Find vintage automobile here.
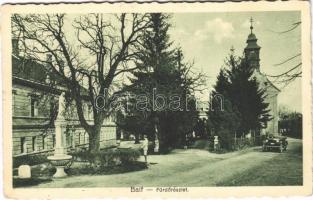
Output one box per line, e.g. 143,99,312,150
262,135,288,153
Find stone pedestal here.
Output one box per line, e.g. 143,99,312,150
54,167,67,178
47,92,72,178
48,154,72,178
48,119,72,178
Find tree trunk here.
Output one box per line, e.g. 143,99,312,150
88,125,101,153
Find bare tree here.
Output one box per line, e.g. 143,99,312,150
12,13,150,153
266,21,301,88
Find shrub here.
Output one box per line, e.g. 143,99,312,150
191,139,211,150
66,161,147,176
71,150,93,164
13,153,52,168
71,148,141,167
117,148,141,164
217,129,235,151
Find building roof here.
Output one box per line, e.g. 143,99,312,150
245,33,261,50
12,55,89,97
12,55,65,88
254,70,281,93
13,55,47,83
245,17,261,50
244,17,279,94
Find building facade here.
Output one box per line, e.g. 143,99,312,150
12,40,117,157
244,19,280,135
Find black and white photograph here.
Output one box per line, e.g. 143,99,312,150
1,1,312,198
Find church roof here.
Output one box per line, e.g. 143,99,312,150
243,17,280,93
245,33,261,50
253,70,280,93
248,33,257,40
245,17,261,50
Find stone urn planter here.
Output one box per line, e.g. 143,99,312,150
48,154,72,178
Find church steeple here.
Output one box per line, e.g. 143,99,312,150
250,17,254,34
244,17,261,71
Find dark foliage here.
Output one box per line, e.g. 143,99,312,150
227,56,271,135
68,148,145,175
70,148,141,167
194,119,209,139
13,152,52,168
67,161,147,176
208,68,241,150
279,112,302,139
121,13,199,153
208,54,271,150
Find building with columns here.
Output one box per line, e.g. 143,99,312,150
243,18,280,135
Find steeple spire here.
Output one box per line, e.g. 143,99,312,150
250,17,254,34
244,17,261,71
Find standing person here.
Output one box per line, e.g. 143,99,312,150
142,135,149,164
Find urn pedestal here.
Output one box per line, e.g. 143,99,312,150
47,92,72,178
48,154,72,178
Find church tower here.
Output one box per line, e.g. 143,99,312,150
244,17,261,71
242,17,280,135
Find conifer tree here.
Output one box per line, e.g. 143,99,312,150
227,57,271,136
208,53,271,149
123,13,200,152
208,66,241,150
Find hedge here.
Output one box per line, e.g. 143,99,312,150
70,148,141,167
13,153,52,168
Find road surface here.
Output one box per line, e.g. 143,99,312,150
36,138,302,187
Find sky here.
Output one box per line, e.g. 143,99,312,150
49,12,301,112
168,11,302,112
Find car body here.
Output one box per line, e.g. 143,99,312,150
262,135,288,153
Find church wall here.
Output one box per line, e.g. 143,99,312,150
264,93,279,135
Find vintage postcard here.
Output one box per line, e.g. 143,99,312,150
1,1,312,198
